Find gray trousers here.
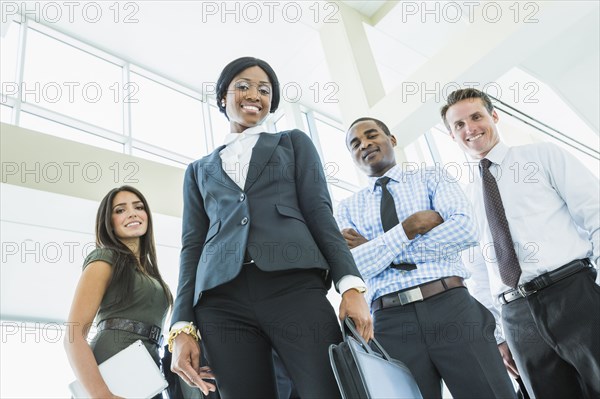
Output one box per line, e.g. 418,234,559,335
374,286,516,399
502,267,600,399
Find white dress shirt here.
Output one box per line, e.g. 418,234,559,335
219,124,270,189
467,141,599,306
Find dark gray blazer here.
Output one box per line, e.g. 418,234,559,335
171,129,361,324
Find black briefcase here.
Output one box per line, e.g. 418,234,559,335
329,318,423,399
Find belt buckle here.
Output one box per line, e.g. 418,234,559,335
149,325,161,344
398,287,424,305
517,284,536,297
499,293,508,305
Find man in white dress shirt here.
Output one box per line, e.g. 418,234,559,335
442,88,599,398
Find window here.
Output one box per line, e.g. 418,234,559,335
0,104,12,123
313,117,360,185
493,67,599,177
403,135,435,167
22,29,123,133
329,184,355,207
130,72,206,159
273,113,287,132
208,104,230,150
131,148,188,168
19,112,123,152
428,126,470,185
301,112,311,136
0,20,20,94
1,321,74,398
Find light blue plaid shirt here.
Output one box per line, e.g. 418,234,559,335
335,164,478,305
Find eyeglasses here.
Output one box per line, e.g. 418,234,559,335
232,80,271,96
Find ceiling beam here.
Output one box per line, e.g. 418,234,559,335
369,1,399,25
318,2,386,123
362,1,597,145
1,123,184,217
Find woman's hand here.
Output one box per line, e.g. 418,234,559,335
171,333,216,395
339,289,374,341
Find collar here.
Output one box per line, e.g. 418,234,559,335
223,124,269,146
367,164,403,193
480,141,509,167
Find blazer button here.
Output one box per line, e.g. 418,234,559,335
241,217,249,225
239,193,246,202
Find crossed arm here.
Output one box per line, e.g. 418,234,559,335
342,210,444,249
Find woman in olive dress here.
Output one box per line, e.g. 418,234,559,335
64,186,174,398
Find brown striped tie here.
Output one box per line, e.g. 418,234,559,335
480,158,521,288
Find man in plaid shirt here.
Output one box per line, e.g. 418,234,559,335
335,117,516,398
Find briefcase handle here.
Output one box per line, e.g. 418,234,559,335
343,317,393,362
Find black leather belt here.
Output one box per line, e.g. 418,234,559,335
371,276,465,312
97,318,162,346
499,258,592,305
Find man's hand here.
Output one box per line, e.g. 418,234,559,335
402,210,444,239
341,228,369,249
171,333,216,395
339,289,374,342
498,341,519,378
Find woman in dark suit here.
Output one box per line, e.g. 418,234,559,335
168,57,372,398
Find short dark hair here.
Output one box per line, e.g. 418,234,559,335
216,57,280,119
440,88,494,130
348,117,392,136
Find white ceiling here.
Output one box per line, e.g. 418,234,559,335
18,0,598,133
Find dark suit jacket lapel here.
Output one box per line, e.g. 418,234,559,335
202,146,240,192
244,133,281,192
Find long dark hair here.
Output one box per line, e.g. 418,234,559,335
95,185,173,308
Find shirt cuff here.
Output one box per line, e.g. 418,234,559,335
337,275,367,295
381,223,411,256
494,323,505,345
170,321,193,333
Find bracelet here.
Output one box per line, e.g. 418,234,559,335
167,322,200,353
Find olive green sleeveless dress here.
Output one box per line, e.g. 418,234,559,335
83,248,169,365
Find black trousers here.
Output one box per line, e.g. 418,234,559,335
195,264,342,399
501,267,600,398
374,286,516,399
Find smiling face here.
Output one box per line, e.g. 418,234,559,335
446,98,500,159
346,120,397,177
223,66,272,133
110,190,148,247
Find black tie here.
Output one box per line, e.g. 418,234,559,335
376,177,417,271
480,158,521,288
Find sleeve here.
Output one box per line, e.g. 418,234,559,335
82,248,116,270
406,169,479,264
542,143,600,267
170,162,211,327
335,199,410,279
289,130,362,287
462,247,505,344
